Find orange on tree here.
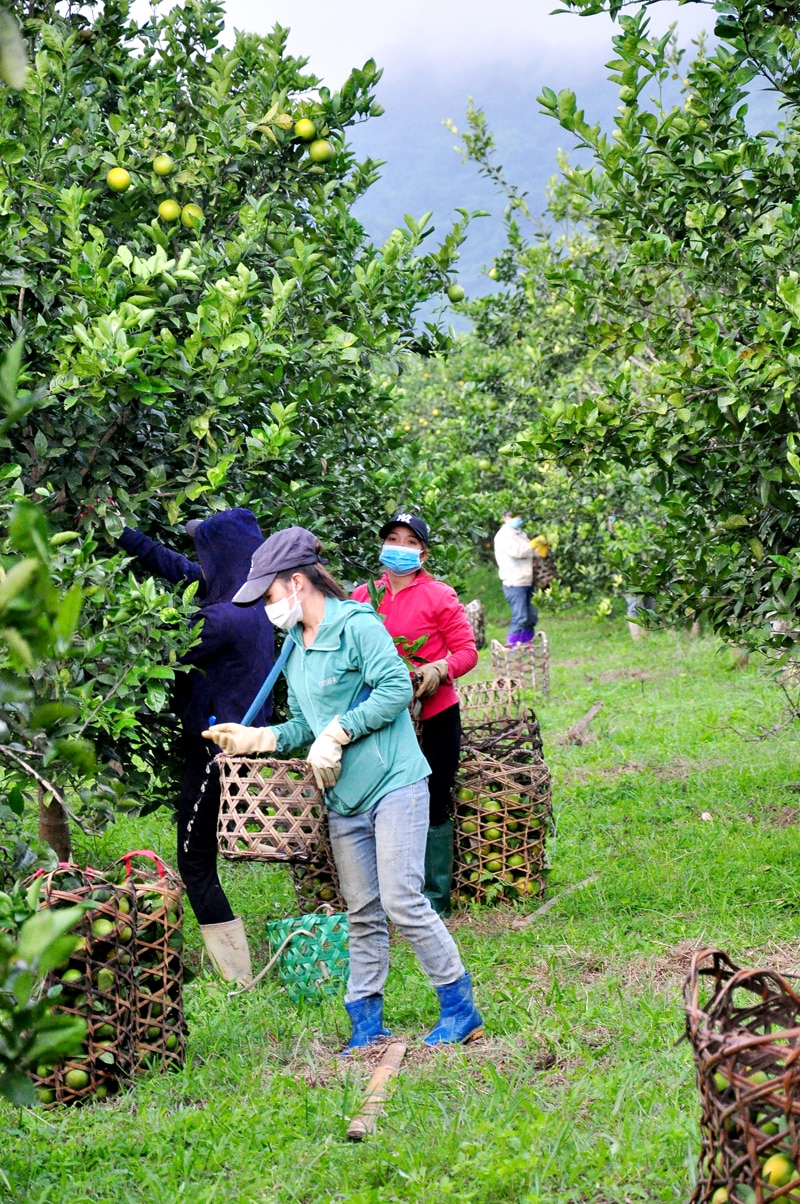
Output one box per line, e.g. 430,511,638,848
152,154,174,176
158,199,181,222
180,203,204,228
447,284,465,303
294,117,316,140
308,139,334,164
106,167,131,192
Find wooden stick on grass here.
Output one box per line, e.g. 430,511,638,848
346,1041,407,1142
511,874,600,930
555,701,603,746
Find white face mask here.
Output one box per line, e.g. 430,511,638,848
265,584,303,630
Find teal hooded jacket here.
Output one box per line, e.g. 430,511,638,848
272,597,430,816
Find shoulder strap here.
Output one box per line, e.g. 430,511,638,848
239,637,294,725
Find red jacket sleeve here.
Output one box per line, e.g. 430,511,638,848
437,586,478,680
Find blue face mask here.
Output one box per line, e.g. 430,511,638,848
507,516,524,529
379,544,423,575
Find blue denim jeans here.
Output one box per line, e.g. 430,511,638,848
502,584,538,637
327,778,465,1002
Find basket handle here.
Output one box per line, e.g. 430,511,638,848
118,850,167,879
227,927,316,998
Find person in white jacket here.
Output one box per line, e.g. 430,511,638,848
493,512,538,647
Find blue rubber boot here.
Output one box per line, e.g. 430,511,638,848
423,973,484,1046
519,628,534,644
342,995,391,1053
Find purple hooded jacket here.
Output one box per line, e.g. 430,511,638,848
118,509,274,735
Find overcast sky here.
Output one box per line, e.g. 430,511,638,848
136,0,715,89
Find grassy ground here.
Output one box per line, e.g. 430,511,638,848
3,598,800,1204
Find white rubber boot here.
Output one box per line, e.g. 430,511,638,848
627,621,646,641
200,916,253,984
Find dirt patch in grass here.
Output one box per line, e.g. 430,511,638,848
757,804,800,828
447,906,524,936
744,939,800,976
622,938,707,994
619,938,800,1001
278,1032,558,1091
595,668,652,684
561,756,727,786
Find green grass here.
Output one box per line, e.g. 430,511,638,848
3,601,799,1204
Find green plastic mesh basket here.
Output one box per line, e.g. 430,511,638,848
264,911,349,1003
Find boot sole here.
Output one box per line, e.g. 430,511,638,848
424,1024,484,1048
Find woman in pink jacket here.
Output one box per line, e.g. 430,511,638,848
352,513,478,914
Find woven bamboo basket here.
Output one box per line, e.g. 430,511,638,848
531,552,557,590
452,751,551,905
458,679,526,730
30,866,136,1106
685,947,800,1204
264,909,349,1003
461,707,545,764
490,632,550,698
464,599,486,651
217,755,325,861
289,814,346,915
118,851,185,1073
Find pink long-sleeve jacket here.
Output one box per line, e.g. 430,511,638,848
351,570,478,721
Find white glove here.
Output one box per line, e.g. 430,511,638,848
306,718,351,790
414,659,449,699
202,724,277,755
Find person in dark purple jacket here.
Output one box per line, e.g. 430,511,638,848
118,508,274,983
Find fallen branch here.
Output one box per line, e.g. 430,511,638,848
555,701,603,746
346,1041,407,1142
511,874,600,930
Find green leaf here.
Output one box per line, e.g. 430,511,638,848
29,701,79,730
53,585,82,644
16,905,86,962
0,1069,35,1107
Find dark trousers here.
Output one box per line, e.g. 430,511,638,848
175,733,235,926
419,704,462,827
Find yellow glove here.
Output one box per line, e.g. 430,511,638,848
202,724,277,755
414,659,449,699
306,718,351,790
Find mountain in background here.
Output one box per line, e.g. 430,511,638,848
348,60,618,311
347,54,779,319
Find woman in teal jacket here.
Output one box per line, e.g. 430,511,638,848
205,527,483,1050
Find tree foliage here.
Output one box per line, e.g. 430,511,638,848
0,0,474,846
452,1,800,651
537,2,800,648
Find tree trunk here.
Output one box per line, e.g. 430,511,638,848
38,785,71,862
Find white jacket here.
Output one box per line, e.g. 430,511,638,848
494,522,534,587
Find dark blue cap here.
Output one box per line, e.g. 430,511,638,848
379,512,429,546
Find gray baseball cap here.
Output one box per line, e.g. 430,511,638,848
232,526,323,605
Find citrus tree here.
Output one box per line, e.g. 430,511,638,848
479,0,800,652
394,225,659,607
0,0,474,848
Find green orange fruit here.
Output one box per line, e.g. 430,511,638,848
64,1068,89,1090
180,203,204,228
106,167,131,193
152,154,174,176
294,117,316,140
308,139,334,164
158,199,181,222
763,1154,796,1188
